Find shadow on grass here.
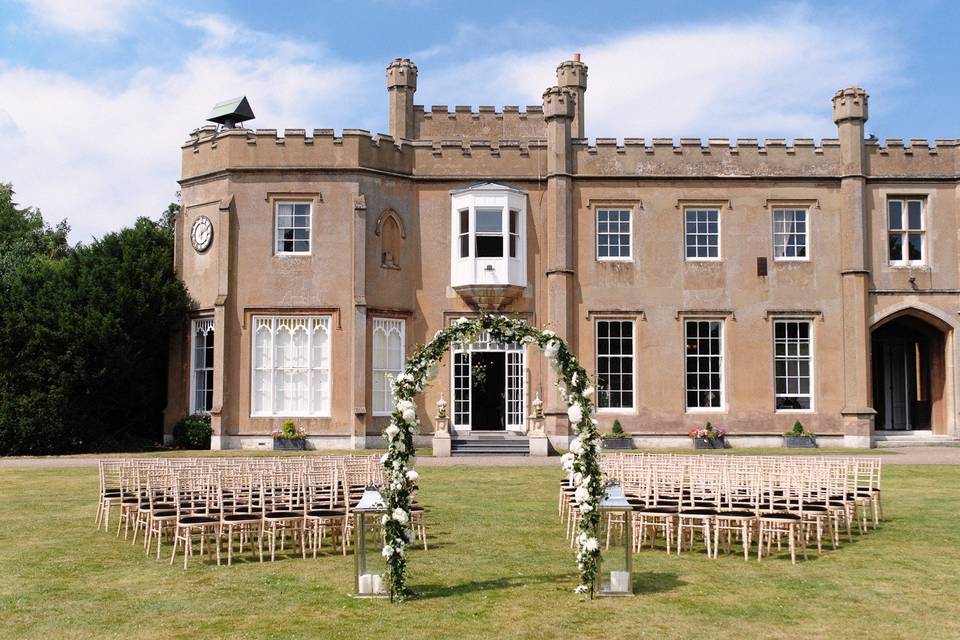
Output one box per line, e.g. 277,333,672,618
414,573,570,599
633,571,687,594
414,570,685,599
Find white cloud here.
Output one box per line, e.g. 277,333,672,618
18,0,143,36
418,9,896,140
0,14,379,241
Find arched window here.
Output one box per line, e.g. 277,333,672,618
372,318,405,415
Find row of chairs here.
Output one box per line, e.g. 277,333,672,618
562,454,882,564
95,457,427,568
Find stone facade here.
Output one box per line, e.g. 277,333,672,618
166,55,960,450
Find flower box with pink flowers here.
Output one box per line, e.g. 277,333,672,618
688,422,727,449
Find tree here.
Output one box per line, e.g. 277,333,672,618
0,185,191,454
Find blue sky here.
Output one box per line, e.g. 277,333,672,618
0,0,957,241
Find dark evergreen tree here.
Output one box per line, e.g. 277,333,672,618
0,184,190,454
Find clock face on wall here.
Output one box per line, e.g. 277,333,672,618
190,216,213,252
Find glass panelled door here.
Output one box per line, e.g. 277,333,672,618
506,350,525,431
451,332,525,432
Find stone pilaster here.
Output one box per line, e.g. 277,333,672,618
833,87,876,447
352,195,368,448
210,195,234,450
543,86,576,434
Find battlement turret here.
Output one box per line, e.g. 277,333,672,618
387,58,418,140
556,53,587,138
832,87,869,124
832,87,869,174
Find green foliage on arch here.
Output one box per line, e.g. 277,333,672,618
380,313,604,600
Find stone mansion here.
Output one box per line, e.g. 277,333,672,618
165,55,960,451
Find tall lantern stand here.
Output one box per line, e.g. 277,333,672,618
597,484,634,597
353,487,389,598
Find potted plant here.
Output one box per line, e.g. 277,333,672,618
602,420,633,449
688,422,727,449
783,420,817,448
272,420,307,450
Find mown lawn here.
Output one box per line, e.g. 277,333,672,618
0,464,957,639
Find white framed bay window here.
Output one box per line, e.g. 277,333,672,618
372,318,405,416
251,316,331,417
450,183,527,289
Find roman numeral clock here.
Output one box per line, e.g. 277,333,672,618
190,216,213,252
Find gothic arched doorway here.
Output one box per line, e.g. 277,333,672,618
871,311,949,433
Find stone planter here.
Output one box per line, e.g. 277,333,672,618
273,438,306,451
783,435,817,449
693,437,725,450
602,437,633,450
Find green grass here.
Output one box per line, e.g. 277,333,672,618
0,465,957,639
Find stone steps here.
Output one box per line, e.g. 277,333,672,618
450,433,530,456
875,430,960,448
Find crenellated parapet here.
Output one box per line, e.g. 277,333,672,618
413,105,546,141
866,138,960,177
181,126,960,182
573,137,843,177
181,126,415,180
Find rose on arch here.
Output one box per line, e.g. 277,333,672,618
543,340,560,359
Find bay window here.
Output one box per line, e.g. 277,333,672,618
450,183,527,289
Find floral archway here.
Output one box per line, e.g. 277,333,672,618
380,313,604,600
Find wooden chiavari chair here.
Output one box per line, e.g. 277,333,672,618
219,470,264,565
115,462,141,539
261,467,306,561
676,465,720,556
635,464,679,553
713,466,758,561
95,460,127,532
757,469,807,564
170,468,221,569
303,466,348,557
144,467,178,560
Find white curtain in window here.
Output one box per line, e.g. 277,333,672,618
372,318,405,415
251,316,331,416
